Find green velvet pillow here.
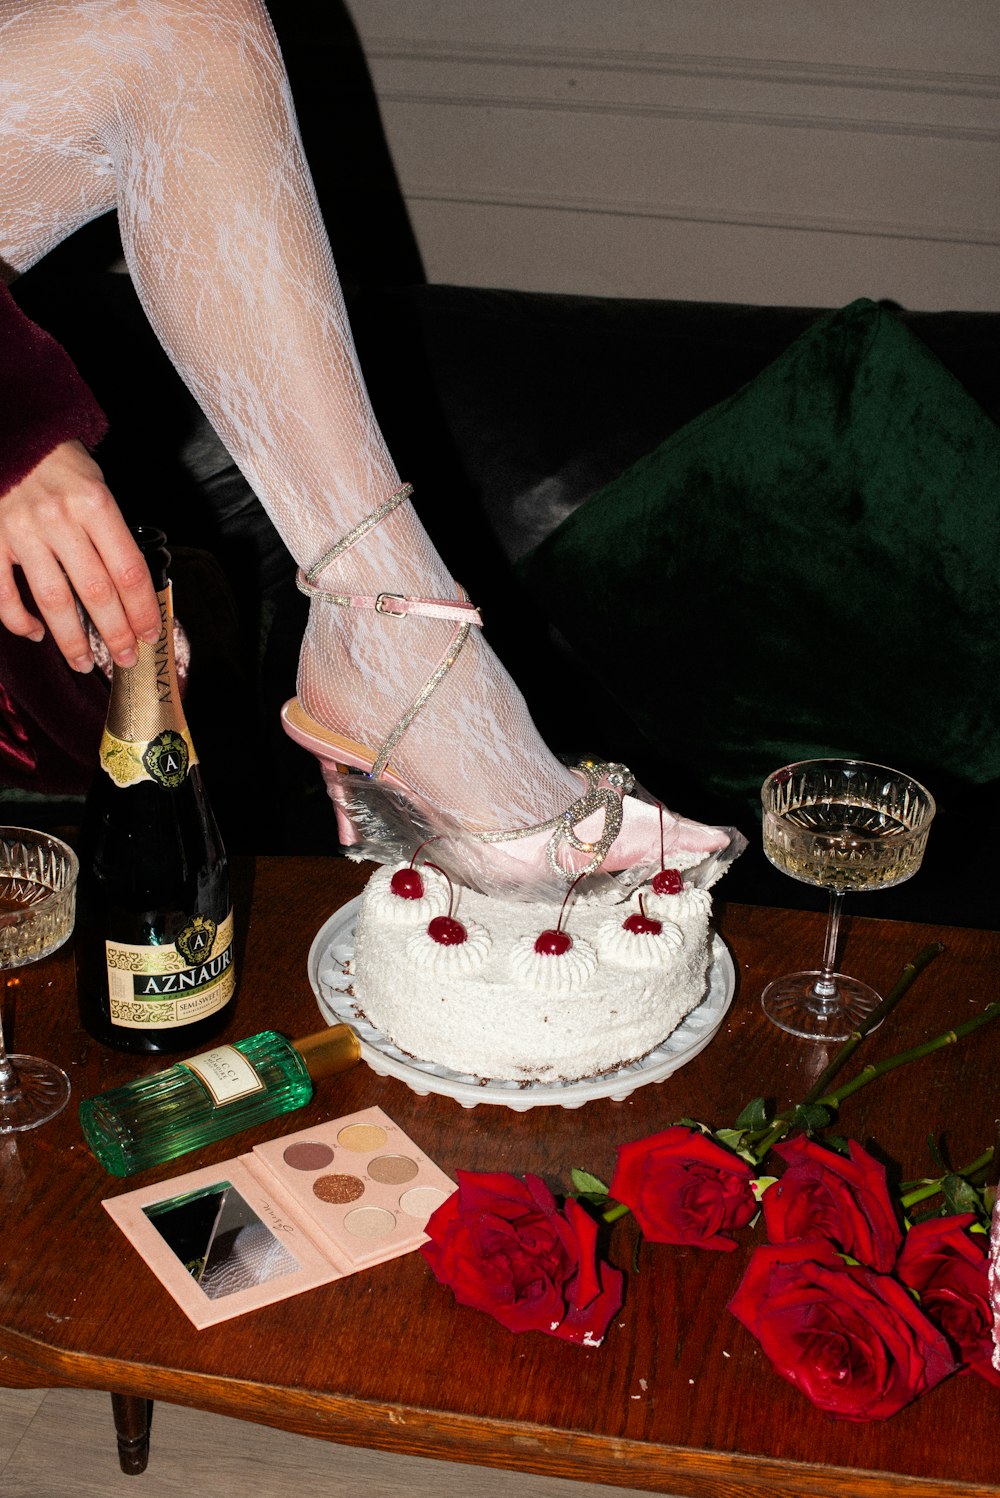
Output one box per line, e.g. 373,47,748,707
519,298,1000,808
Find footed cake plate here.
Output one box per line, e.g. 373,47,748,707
307,896,736,1111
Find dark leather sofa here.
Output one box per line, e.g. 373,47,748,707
5,258,998,930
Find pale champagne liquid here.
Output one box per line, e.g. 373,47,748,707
0,874,75,969
763,800,927,892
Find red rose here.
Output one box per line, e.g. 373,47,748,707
420,1171,623,1346
729,1239,956,1420
763,1137,901,1271
609,1126,756,1251
896,1214,1000,1386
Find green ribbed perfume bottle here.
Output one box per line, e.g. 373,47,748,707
79,1025,359,1176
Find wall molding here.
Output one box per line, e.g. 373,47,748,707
346,13,1000,308
381,87,998,145
364,37,1000,116
404,183,998,249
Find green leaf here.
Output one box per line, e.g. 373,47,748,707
751,1175,778,1202
676,1117,710,1134
941,1173,981,1216
570,1169,609,1199
713,1129,759,1164
792,1103,834,1133
735,1098,770,1131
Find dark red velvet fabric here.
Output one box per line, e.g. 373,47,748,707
1,282,111,792
0,614,107,794
0,280,108,495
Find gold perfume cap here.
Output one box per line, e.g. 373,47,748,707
291,1024,360,1081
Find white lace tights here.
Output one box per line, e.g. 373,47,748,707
0,0,584,835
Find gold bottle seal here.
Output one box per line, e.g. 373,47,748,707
99,582,198,788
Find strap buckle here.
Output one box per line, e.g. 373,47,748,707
375,592,408,617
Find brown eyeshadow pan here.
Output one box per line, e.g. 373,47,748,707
312,1173,365,1205
367,1153,419,1186
283,1141,335,1172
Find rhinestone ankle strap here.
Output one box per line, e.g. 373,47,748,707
475,760,636,882
296,483,482,780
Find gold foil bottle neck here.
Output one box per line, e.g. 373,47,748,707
291,1025,361,1081
105,582,188,745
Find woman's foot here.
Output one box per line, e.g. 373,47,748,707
289,491,739,897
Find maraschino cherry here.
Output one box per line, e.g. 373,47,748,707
390,838,440,900
651,803,684,896
424,864,468,946
534,877,585,956
622,894,663,936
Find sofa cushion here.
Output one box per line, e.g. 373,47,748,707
519,297,1000,810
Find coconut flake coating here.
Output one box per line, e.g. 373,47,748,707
352,867,713,1082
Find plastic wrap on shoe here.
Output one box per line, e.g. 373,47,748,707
329,770,747,904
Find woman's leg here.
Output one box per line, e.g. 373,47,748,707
0,0,728,872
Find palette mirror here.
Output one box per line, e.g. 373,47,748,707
143,1182,301,1301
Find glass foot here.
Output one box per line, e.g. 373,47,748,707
0,1055,71,1133
761,971,882,1042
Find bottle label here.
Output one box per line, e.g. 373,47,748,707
99,582,199,788
181,1045,265,1106
99,724,199,789
104,909,236,1030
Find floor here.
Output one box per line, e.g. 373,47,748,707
0,1385,669,1497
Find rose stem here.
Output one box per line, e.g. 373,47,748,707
751,993,999,1165
799,942,946,1109
898,1146,995,1212
749,942,943,1161
813,1000,1000,1112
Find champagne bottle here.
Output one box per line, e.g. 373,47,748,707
76,527,237,1053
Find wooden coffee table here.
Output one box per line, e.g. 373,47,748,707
1,855,997,1495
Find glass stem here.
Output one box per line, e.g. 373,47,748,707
812,889,844,1004
0,989,20,1100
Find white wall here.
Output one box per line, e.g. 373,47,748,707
344,0,1000,309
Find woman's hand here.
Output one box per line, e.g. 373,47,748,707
0,440,161,671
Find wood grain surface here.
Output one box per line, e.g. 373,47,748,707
0,856,997,1496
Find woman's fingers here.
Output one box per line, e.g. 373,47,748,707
0,440,161,670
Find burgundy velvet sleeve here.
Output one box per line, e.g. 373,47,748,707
0,280,109,497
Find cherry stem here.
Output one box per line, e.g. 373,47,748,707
557,874,587,935
658,802,665,869
424,861,454,919
410,836,440,870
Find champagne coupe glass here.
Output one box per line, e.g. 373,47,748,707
760,760,935,1042
0,828,79,1132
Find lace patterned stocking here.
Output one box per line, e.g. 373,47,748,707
0,0,731,875
0,0,589,837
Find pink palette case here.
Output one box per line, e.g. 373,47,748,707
102,1106,455,1327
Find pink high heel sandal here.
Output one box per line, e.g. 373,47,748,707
281,485,738,895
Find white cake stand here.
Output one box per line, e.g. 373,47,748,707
307,896,736,1111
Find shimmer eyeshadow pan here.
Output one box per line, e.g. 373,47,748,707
102,1106,455,1330
252,1107,455,1267
367,1153,419,1186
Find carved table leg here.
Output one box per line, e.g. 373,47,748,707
110,1392,152,1475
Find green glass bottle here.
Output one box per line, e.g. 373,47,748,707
79,1025,360,1176
76,527,236,1053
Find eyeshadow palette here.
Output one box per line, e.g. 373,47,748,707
102,1107,455,1327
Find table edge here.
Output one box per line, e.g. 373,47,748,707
2,1330,995,1498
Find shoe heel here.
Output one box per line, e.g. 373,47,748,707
321,762,363,849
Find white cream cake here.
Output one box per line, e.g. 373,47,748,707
350,862,715,1083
